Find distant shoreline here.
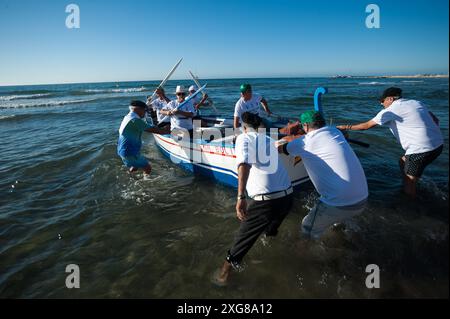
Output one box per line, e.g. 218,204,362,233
332,74,449,79
1,74,448,87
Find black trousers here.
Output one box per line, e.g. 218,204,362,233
227,194,294,264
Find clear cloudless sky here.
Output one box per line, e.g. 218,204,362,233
0,0,448,85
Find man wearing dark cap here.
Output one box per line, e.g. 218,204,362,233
117,100,168,175
337,87,443,198
279,110,368,239
233,84,272,129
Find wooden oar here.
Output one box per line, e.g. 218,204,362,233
150,58,183,100
347,138,370,148
188,71,219,113
159,84,208,123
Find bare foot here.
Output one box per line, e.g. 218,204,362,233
211,262,231,287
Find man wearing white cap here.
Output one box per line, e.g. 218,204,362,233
188,85,210,110
160,85,196,137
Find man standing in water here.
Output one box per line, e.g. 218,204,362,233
337,87,444,198
233,84,272,129
214,112,294,286
117,100,168,175
279,110,368,239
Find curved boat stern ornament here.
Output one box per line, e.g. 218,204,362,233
314,87,328,115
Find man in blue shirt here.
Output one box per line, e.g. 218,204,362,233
117,100,168,175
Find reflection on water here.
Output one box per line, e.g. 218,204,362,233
0,78,448,298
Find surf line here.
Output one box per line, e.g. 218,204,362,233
177,303,211,317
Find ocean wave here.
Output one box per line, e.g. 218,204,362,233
358,82,392,86
83,87,149,94
0,98,97,109
0,115,16,121
0,93,52,101
402,80,424,83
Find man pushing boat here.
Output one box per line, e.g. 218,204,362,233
278,110,368,239
337,87,444,198
214,112,294,286
117,100,168,175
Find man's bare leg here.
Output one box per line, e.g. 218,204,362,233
404,174,418,198
399,156,407,183
143,164,152,175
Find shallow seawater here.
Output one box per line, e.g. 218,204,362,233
0,78,448,298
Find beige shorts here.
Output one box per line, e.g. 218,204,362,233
301,200,367,239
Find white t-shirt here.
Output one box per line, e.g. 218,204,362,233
234,93,264,123
151,98,170,123
371,99,443,155
235,131,291,198
164,99,196,131
286,126,368,207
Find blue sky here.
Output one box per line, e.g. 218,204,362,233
0,0,448,85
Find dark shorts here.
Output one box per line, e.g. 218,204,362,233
404,145,443,177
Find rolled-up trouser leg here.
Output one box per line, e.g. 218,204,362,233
228,194,293,264
301,200,366,239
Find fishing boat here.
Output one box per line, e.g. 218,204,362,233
150,87,343,188
152,115,309,189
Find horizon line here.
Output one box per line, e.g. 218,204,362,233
1,73,448,88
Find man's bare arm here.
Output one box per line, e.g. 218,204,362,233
337,120,377,131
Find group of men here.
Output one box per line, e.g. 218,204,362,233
214,86,444,285
116,84,444,286
116,85,210,174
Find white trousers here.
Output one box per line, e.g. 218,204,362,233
301,200,367,239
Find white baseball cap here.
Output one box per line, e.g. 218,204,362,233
175,85,186,94
188,85,197,92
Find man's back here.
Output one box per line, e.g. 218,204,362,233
287,126,368,206
372,99,443,154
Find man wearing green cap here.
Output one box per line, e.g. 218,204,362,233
233,84,272,129
278,110,368,239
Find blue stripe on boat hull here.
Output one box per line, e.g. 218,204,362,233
155,138,310,190
155,142,239,188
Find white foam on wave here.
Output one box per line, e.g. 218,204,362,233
0,115,16,120
84,87,148,94
0,98,97,109
0,93,52,101
358,82,392,86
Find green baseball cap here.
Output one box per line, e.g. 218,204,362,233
240,83,252,93
300,110,323,124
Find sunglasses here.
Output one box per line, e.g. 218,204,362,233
176,92,186,96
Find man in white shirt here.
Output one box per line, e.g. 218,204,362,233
160,85,196,138
214,112,293,286
337,87,443,198
233,84,272,129
279,110,368,240
149,88,171,129
188,85,210,111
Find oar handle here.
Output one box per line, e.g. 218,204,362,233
347,138,370,148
